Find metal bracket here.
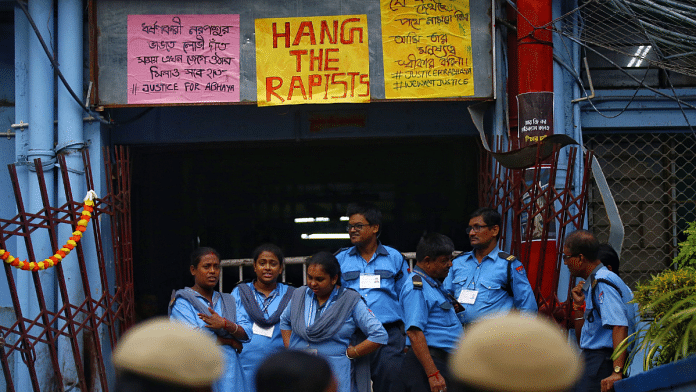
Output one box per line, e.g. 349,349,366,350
571,57,596,103
10,120,29,129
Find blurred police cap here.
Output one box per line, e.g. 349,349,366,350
112,317,224,387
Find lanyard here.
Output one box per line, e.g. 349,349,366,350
465,252,492,289
413,267,446,296
254,287,278,315
306,288,336,326
414,267,463,313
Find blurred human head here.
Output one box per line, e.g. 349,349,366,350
112,318,224,392
449,313,582,392
253,243,285,285
306,251,341,282
189,247,220,291
306,251,341,301
563,230,599,262
597,243,620,276
416,232,455,280
346,202,382,247
256,349,337,392
469,207,502,240
190,247,220,268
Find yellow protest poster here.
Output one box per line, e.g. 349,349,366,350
255,15,370,106
381,0,474,99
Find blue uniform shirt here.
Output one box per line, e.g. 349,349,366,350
443,245,537,325
580,265,633,350
336,243,409,324
280,286,388,392
232,282,291,392
401,266,463,351
170,289,253,392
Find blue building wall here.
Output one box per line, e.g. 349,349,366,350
615,355,696,392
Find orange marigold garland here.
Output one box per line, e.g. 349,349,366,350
1,190,97,272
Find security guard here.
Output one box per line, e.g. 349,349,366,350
391,232,463,392
564,230,635,392
443,207,537,326
335,202,409,392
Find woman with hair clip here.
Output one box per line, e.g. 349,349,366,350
280,251,388,392
169,247,253,392
232,243,295,392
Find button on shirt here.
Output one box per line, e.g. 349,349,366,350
443,245,537,325
580,265,632,350
401,266,463,351
336,243,409,324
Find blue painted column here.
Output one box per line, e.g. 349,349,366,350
24,0,56,390
552,0,578,303
57,0,88,388
6,5,31,391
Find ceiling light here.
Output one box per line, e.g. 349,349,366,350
301,233,350,240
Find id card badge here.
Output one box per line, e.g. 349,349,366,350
252,322,274,338
360,273,381,289
458,289,479,305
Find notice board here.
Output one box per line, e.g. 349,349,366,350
96,0,494,106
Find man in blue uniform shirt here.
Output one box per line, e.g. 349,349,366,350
391,232,463,392
443,207,537,325
564,230,636,392
335,202,409,392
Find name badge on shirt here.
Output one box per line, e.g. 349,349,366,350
360,273,381,289
252,322,274,338
458,289,479,305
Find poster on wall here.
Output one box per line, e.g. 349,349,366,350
517,91,554,147
127,14,241,104
520,165,556,241
255,15,370,107
381,0,475,99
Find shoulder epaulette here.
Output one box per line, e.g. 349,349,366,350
412,275,423,290
498,252,516,298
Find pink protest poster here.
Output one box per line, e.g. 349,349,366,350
127,14,240,104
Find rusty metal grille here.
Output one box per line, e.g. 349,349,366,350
479,140,594,328
1,147,133,391
586,132,696,288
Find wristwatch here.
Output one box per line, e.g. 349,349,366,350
614,365,622,374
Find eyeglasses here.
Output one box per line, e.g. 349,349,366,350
562,254,580,261
346,223,371,232
465,225,493,234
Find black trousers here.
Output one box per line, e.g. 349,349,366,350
390,347,452,392
574,348,614,392
352,321,406,392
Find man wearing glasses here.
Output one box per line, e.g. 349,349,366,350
335,202,409,392
443,207,537,326
564,230,635,392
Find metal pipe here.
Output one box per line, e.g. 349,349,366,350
11,4,31,391
57,0,87,387
26,0,56,389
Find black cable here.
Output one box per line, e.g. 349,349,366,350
16,0,112,125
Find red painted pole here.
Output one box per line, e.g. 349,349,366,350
517,0,553,95
514,0,558,308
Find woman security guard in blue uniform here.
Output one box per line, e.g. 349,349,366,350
280,251,388,392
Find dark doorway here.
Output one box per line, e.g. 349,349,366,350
130,137,478,318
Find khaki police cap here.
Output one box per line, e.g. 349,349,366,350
112,317,224,387
449,313,583,392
